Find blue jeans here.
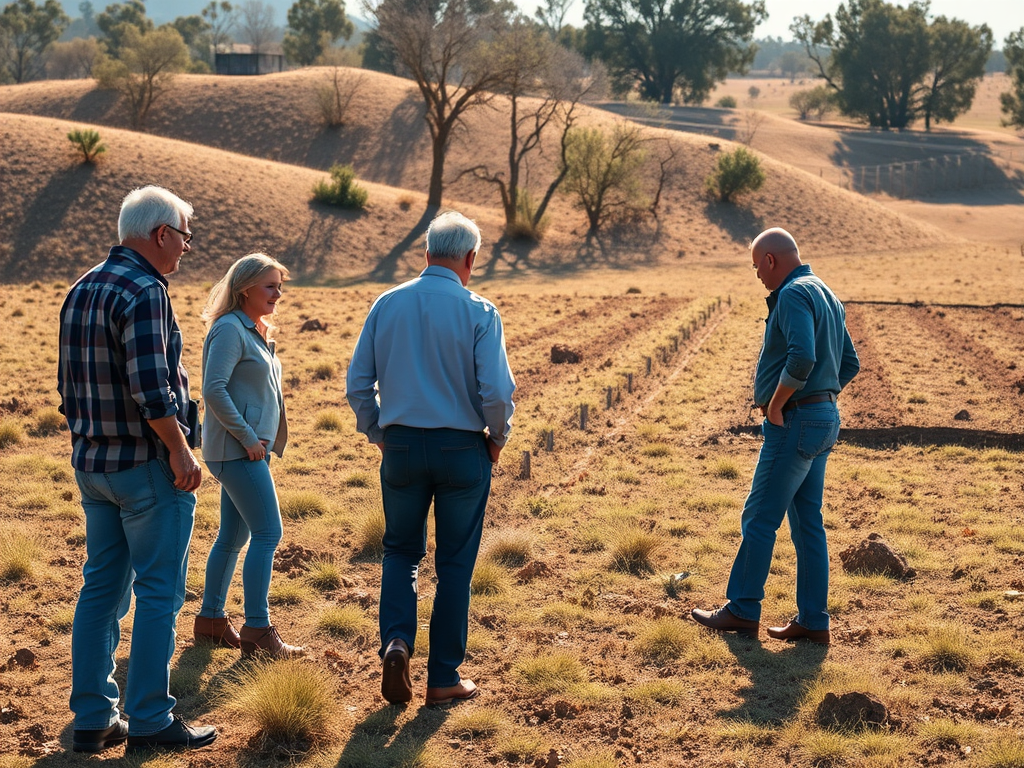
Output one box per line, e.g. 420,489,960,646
71,459,195,736
725,403,841,631
199,456,282,628
379,426,491,688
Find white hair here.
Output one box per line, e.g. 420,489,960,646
118,186,194,242
426,210,481,260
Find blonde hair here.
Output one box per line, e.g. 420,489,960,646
202,253,290,336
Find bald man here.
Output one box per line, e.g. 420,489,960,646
692,228,859,645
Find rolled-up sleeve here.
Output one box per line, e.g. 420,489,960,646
838,324,860,389
776,290,816,391
475,310,516,446
123,286,179,420
346,311,384,444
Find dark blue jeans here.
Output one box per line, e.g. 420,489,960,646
725,402,840,631
378,426,491,688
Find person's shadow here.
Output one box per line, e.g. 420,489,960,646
716,635,829,724
334,704,451,768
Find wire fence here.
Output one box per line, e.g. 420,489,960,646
819,151,1024,198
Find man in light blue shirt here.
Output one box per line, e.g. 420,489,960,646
347,210,515,706
692,227,859,645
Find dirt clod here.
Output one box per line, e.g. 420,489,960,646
299,318,328,332
550,345,581,364
839,533,916,578
954,409,971,420
815,691,889,729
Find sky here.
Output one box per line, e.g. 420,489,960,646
545,0,1023,45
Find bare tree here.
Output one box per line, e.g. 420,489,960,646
367,0,512,208
202,1,237,54
462,25,605,237
238,0,276,54
535,0,573,37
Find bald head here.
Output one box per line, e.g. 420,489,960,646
750,227,802,291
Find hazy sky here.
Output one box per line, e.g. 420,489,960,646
546,0,1022,45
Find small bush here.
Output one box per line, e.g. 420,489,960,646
67,128,106,163
312,164,368,209
219,659,334,746
715,95,737,108
505,190,549,241
316,606,372,640
0,419,24,449
705,146,766,203
608,527,664,575
279,491,329,519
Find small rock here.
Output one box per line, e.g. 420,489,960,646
954,409,971,421
550,344,581,364
299,318,328,332
815,691,889,730
12,649,37,670
517,560,552,582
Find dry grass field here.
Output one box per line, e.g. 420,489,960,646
0,65,1023,768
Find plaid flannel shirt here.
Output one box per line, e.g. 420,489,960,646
57,246,191,473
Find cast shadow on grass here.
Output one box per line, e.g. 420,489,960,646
718,635,828,724
335,704,451,768
727,424,1024,451
703,199,766,247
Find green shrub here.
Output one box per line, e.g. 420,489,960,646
312,164,368,209
505,190,549,241
67,128,106,163
705,146,766,203
715,95,737,108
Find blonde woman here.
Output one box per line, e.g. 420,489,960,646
192,253,303,658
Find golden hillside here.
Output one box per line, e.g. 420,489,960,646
0,68,952,283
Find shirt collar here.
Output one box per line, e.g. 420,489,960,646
420,264,464,286
231,308,256,329
766,264,812,312
108,245,167,287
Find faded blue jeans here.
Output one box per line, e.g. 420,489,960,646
378,426,491,688
199,456,282,628
71,459,195,736
726,402,841,631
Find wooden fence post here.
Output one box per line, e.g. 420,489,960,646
580,404,588,430
545,430,554,452
645,357,652,376
627,372,633,393
520,451,530,480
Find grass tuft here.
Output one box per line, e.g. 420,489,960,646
634,618,690,663
471,559,511,596
306,557,343,591
447,707,508,738
919,625,976,672
316,606,372,641
279,491,329,519
563,751,619,768
710,458,740,479
268,581,313,605
356,509,385,560
0,419,24,449
47,607,75,633
494,729,547,763
514,651,587,693
984,738,1024,768
0,530,40,582
32,407,66,436
484,529,534,568
219,659,334,746
314,411,345,431
608,526,664,575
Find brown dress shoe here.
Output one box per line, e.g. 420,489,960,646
381,638,413,704
425,678,479,706
690,606,759,639
766,621,830,645
239,625,306,659
193,616,241,649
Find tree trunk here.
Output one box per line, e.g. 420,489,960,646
427,123,452,208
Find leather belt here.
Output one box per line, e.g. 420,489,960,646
782,392,836,413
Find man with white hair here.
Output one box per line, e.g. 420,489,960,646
347,210,516,705
58,185,216,753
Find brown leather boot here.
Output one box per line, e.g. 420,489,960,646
239,625,306,659
193,616,241,649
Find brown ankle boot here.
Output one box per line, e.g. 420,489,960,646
193,616,241,649
239,625,306,659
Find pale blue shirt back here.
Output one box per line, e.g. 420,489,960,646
346,265,516,445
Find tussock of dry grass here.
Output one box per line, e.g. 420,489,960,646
0,419,23,449
608,526,664,575
484,529,535,567
470,559,511,596
316,606,372,641
219,659,335,746
305,557,343,591
0,530,40,582
634,618,691,664
514,651,588,694
446,707,508,738
280,490,329,519
356,509,386,560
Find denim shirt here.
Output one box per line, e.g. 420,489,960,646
346,265,516,445
753,264,860,407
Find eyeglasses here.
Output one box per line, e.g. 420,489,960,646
158,223,193,245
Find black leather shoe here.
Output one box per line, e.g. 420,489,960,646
767,620,830,645
690,606,759,639
72,719,128,752
381,638,413,704
125,716,217,753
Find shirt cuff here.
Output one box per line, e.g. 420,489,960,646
366,425,384,444
140,402,178,421
779,370,807,391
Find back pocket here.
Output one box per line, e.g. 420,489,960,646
441,446,481,488
797,419,840,460
382,445,410,487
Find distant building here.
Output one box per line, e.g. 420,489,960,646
215,43,285,76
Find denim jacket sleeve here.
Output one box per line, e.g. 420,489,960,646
775,286,816,390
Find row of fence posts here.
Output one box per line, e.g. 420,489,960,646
838,152,1014,199
519,295,730,479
